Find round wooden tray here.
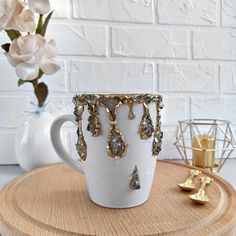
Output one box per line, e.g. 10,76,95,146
0,161,236,236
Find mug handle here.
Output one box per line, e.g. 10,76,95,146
50,114,83,173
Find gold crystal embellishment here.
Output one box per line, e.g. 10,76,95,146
73,94,163,161
74,105,87,161
87,96,101,137
128,98,136,120
107,122,128,159
152,101,164,155
130,165,141,190
152,131,163,155
100,96,128,159
139,102,154,140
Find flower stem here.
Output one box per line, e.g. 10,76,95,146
36,14,43,35
32,80,42,107
31,69,48,108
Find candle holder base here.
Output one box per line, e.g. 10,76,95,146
189,161,219,173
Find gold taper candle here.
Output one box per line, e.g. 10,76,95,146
192,135,216,168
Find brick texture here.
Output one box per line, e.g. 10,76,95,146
112,28,187,58
158,0,217,26
0,0,236,163
73,0,154,23
159,64,218,93
222,0,236,27
193,30,236,60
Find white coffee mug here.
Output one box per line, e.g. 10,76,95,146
50,94,163,208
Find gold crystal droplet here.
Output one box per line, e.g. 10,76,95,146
75,105,87,161
152,100,164,156
87,104,101,137
101,96,128,159
76,137,87,161
107,122,128,159
128,102,136,120
152,132,163,155
139,103,154,140
130,165,141,190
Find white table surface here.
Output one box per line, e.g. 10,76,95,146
0,160,236,189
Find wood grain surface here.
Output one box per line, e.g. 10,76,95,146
0,161,235,236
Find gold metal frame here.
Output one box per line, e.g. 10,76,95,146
174,119,236,172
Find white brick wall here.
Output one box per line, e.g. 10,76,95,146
1,0,236,163
69,61,155,93
158,0,217,26
112,28,188,58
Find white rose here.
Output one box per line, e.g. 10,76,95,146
0,0,36,32
28,0,51,15
6,34,60,81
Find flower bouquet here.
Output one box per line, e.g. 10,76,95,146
0,0,60,107
0,0,63,171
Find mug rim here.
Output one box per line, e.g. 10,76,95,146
73,93,163,107
73,93,163,105
74,93,162,96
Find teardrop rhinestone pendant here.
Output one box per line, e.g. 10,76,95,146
76,136,87,161
139,103,154,140
130,166,141,190
101,96,128,159
152,101,164,155
87,104,101,137
74,105,87,161
128,99,136,120
152,131,163,155
107,122,128,159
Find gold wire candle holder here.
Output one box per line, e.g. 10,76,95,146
174,119,236,172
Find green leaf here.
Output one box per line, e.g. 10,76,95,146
35,82,48,107
41,11,53,37
18,79,26,87
1,43,10,52
36,14,43,35
5,30,21,41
